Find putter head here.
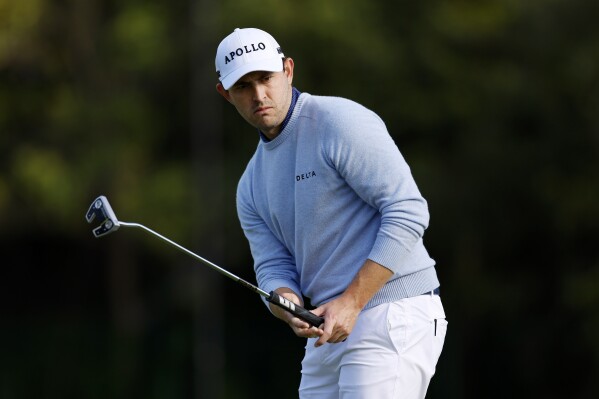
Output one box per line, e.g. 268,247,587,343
85,195,120,238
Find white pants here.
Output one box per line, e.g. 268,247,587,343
299,294,447,399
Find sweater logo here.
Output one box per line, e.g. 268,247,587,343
296,171,316,182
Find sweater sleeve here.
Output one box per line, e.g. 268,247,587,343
323,103,430,274
236,168,303,301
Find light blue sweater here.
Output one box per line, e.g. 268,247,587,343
236,93,439,310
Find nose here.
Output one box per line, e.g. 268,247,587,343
252,83,267,102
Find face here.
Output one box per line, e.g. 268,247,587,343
217,58,294,140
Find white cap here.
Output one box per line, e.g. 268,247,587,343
215,28,285,90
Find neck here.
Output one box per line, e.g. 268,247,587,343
260,86,299,142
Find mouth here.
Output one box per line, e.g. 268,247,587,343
254,106,272,115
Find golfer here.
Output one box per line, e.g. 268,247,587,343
215,27,447,399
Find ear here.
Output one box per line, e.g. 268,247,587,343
216,82,232,103
283,57,294,84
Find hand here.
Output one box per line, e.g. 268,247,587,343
311,293,361,347
309,259,393,347
270,288,325,339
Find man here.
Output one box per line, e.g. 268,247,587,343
215,27,447,399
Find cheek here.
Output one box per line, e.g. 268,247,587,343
268,85,284,105
231,97,253,116
232,102,258,126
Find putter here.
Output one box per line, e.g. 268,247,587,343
85,195,324,327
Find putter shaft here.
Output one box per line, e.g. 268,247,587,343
86,195,324,327
119,221,270,298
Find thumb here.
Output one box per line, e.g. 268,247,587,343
312,305,325,317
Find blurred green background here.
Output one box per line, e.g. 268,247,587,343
1,0,598,398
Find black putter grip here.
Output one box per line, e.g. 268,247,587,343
268,291,324,327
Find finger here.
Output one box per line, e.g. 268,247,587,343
310,326,324,336
314,327,331,346
289,316,311,330
303,326,323,337
315,320,334,347
329,335,348,343
290,320,323,337
328,328,349,343
311,306,329,331
305,326,324,339
315,334,328,347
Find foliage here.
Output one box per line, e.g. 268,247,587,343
1,0,597,398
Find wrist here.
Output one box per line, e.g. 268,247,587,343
269,287,303,320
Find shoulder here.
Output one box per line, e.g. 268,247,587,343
298,93,388,144
300,93,381,122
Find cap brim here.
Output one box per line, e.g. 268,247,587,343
221,57,284,90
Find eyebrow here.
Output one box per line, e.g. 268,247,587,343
234,71,275,87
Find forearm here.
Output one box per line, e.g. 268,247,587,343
343,259,394,310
